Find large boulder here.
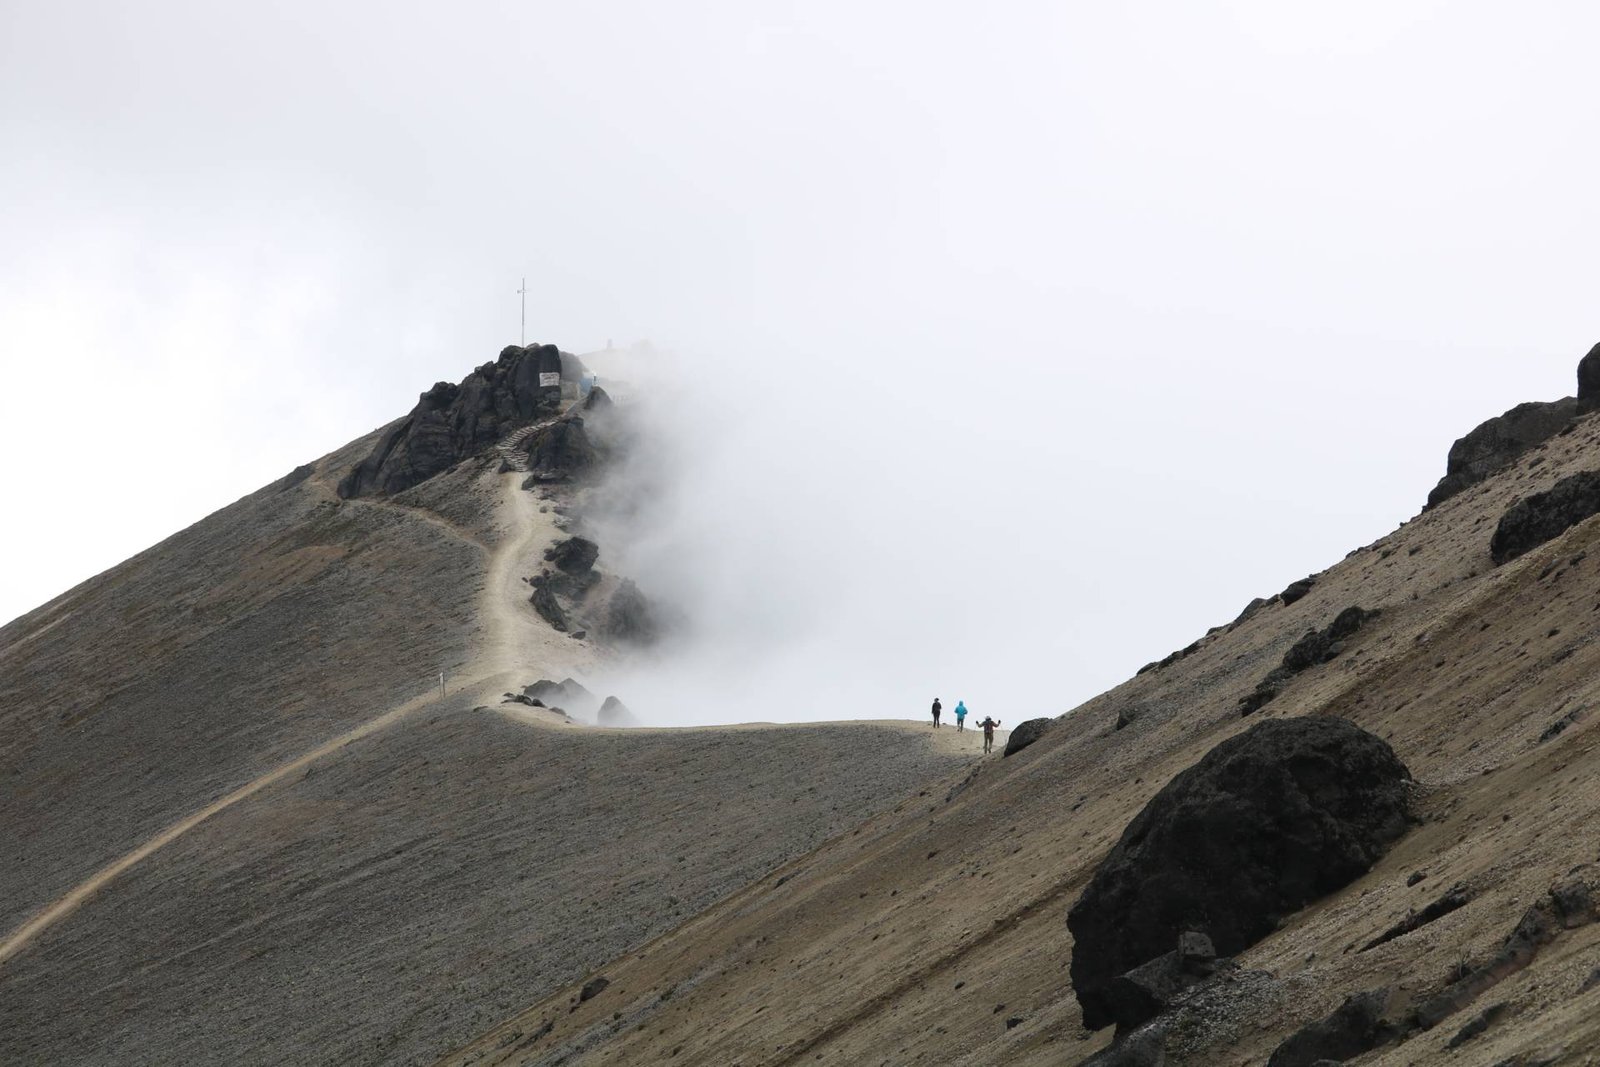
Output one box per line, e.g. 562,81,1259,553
545,536,599,575
1490,470,1600,564
1003,718,1051,757
521,418,598,484
339,344,574,497
1067,717,1412,1031
1578,342,1600,412
1427,398,1578,508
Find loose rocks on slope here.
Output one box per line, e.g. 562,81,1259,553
1067,717,1413,1032
1490,470,1600,564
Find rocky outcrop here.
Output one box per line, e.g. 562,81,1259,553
1095,931,1226,1032
339,344,572,498
604,580,659,645
530,584,569,632
545,537,599,575
1490,470,1600,564
1578,342,1600,412
1067,717,1412,1032
597,696,637,727
1267,987,1407,1067
520,419,598,485
1238,607,1378,715
1427,399,1578,508
1278,577,1317,606
1003,718,1051,757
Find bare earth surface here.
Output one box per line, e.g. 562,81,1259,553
439,408,1600,1067
0,423,970,1066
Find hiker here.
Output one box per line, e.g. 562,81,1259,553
978,715,1002,753
931,697,942,728
954,700,968,732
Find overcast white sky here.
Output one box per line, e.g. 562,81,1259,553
3,2,1599,722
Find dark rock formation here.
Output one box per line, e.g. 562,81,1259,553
1578,342,1600,412
1281,607,1379,673
1232,596,1272,627
1239,607,1378,715
1427,399,1578,508
521,419,598,484
272,463,316,493
604,580,659,645
597,696,635,727
339,344,570,498
1412,879,1595,1031
1003,718,1051,757
584,385,613,410
522,678,599,718
579,976,610,1002
545,537,599,575
1361,883,1472,951
1490,470,1600,564
1445,1002,1508,1049
1067,717,1412,1031
1097,932,1226,1032
530,585,568,632
1267,988,1406,1067
1279,577,1317,606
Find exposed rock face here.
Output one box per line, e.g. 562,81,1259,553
1281,607,1379,673
1239,607,1378,715
1490,470,1600,564
545,537,599,575
1097,931,1226,1032
520,419,598,484
530,585,569,632
1267,987,1406,1067
339,344,568,498
1427,399,1578,508
1578,342,1600,412
1067,717,1412,1031
604,580,659,645
1279,577,1317,606
1003,718,1051,757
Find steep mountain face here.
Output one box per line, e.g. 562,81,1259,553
0,346,968,1067
441,346,1600,1067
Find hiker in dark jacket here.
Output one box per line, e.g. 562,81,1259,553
931,697,942,728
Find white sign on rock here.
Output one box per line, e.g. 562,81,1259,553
539,372,560,387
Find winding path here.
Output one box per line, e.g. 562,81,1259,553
0,429,563,968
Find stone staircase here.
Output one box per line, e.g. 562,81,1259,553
496,399,585,474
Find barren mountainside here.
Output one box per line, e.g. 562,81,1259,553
438,345,1600,1067
9,343,1600,1067
0,347,970,1066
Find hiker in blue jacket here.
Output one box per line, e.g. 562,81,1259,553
954,701,968,732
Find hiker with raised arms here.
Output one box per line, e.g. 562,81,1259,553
977,713,1002,754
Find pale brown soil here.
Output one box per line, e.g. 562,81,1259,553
438,409,1600,1067
0,423,971,1066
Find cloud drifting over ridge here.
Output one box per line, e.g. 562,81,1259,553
3,2,1600,720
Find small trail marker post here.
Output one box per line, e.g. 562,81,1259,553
517,277,528,345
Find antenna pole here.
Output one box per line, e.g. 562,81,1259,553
517,277,528,345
